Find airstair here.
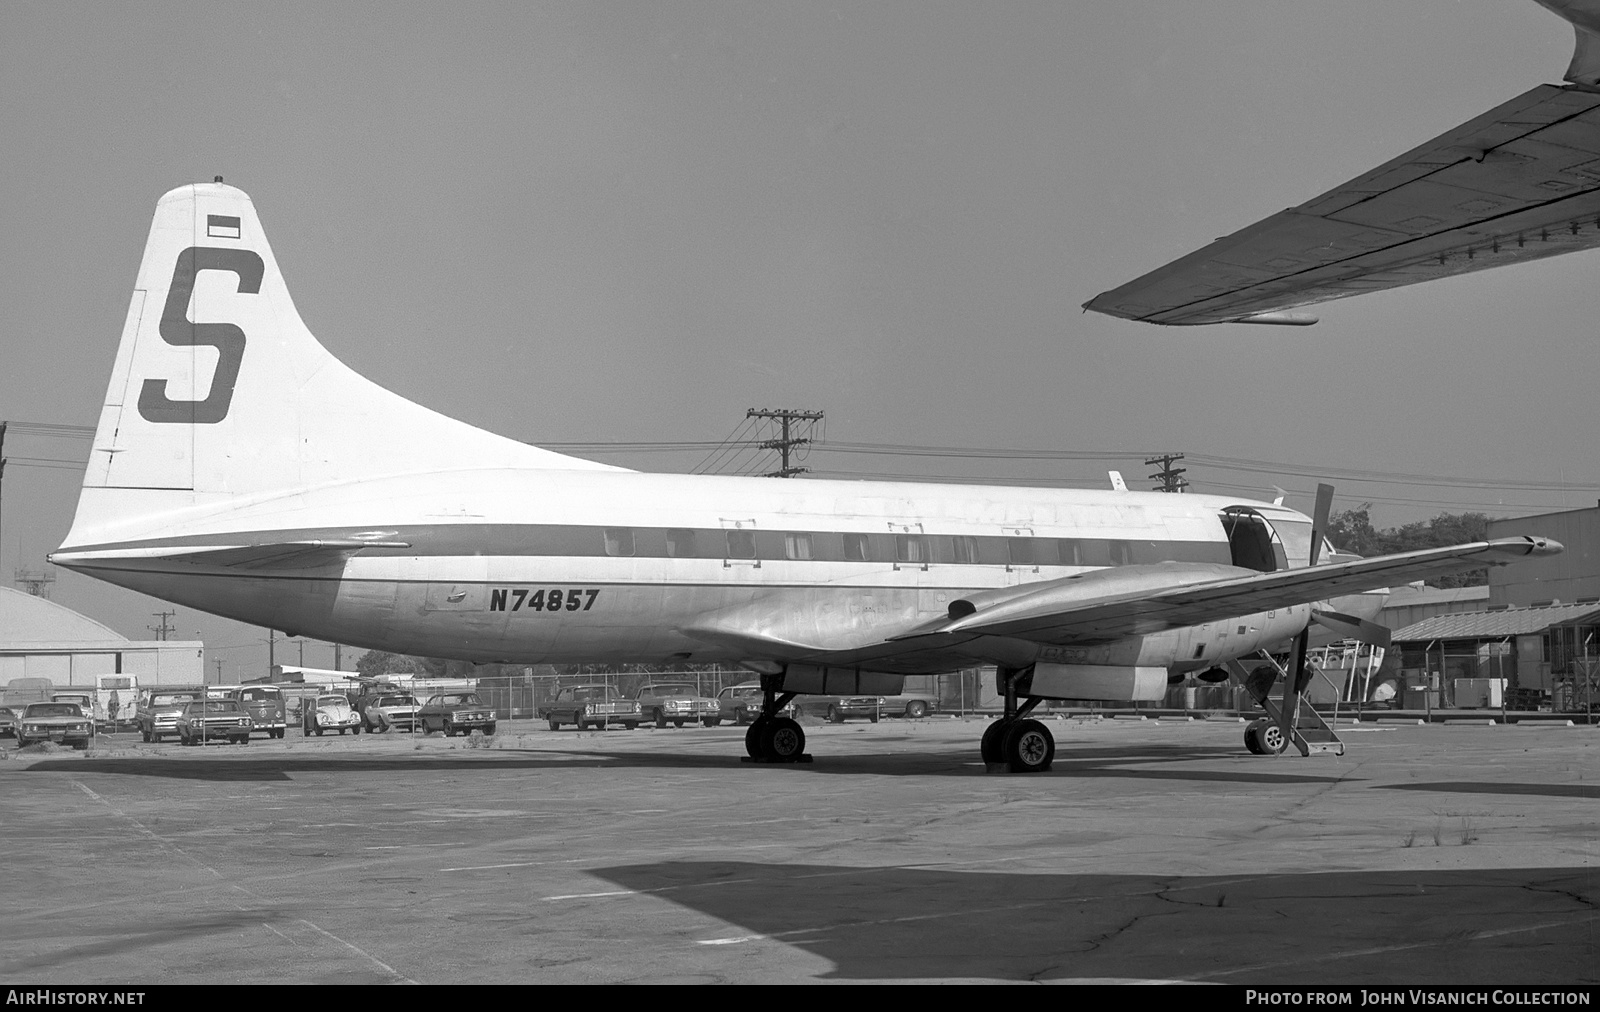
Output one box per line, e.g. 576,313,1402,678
1227,653,1346,757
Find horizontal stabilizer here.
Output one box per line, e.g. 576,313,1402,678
52,539,410,572
1085,84,1600,325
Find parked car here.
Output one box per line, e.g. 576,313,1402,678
715,681,796,726
175,699,253,746
418,692,496,736
51,692,96,726
877,691,940,719
137,687,205,743
227,685,287,738
15,701,96,749
797,695,884,723
361,692,423,732
0,706,17,738
634,682,720,728
302,694,364,736
541,684,641,730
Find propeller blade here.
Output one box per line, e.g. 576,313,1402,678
1309,482,1334,566
1312,609,1392,649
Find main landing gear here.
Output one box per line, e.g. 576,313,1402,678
980,665,1055,773
742,687,811,764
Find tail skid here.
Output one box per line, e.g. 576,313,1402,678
65,182,618,546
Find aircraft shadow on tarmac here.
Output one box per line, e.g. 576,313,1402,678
588,860,1597,984
20,740,1362,786
1376,782,1600,800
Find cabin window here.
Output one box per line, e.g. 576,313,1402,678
1007,538,1033,566
785,534,813,560
895,535,927,563
843,533,870,562
1108,540,1131,566
666,529,696,558
951,536,977,564
726,530,756,559
1058,539,1083,566
604,528,635,557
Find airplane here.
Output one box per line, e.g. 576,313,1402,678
1085,0,1600,327
47,181,1563,772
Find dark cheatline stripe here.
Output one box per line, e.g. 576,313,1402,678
60,522,1233,567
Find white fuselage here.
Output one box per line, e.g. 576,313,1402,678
57,468,1322,673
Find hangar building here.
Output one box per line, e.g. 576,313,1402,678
0,586,203,688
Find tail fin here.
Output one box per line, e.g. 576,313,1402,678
66,182,614,540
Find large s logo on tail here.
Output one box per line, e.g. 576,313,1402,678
137,246,264,424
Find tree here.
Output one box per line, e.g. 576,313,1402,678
1326,504,1492,588
355,650,433,679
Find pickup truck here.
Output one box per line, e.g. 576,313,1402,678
541,684,641,731
635,683,720,728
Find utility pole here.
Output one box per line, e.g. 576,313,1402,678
334,642,342,670
1145,453,1189,493
214,658,224,683
148,610,175,641
267,629,275,674
747,408,823,478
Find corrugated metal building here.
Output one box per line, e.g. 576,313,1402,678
0,586,203,688
1487,506,1600,607
1391,601,1600,711
1378,584,1490,632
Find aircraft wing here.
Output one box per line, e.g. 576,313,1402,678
922,537,1558,646
682,537,1558,671
1084,84,1600,326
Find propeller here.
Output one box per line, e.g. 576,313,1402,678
1311,608,1392,649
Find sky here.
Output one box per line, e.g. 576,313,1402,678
2,0,1598,673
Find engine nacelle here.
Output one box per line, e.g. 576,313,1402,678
1018,663,1167,702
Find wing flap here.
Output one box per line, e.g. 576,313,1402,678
1085,85,1600,325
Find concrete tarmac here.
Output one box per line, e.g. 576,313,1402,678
0,716,1595,985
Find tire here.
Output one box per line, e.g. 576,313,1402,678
980,719,1010,765
623,722,638,731
702,717,720,727
1003,719,1054,773
443,719,453,737
1245,719,1288,755
548,717,561,731
654,709,667,729
236,737,248,746
906,701,928,719
744,719,766,759
869,714,879,724
483,724,496,736
672,720,685,728
315,727,324,736
141,728,152,743
353,724,362,735
757,717,806,762
826,705,842,724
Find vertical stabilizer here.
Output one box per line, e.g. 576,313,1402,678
68,182,616,541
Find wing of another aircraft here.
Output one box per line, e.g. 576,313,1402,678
1085,84,1600,326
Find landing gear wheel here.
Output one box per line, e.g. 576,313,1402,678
980,718,1012,765
744,719,766,759
1245,719,1288,755
757,717,806,762
1002,718,1054,773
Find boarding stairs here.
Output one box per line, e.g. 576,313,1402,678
1227,654,1346,757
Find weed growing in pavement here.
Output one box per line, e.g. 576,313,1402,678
1459,818,1478,845
1431,820,1443,846
1402,831,1416,848
464,730,491,749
